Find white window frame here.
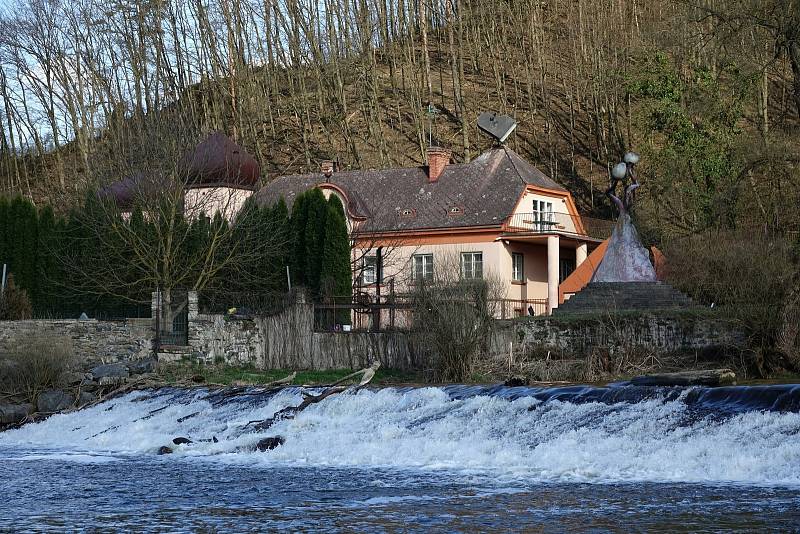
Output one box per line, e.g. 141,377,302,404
412,254,434,282
512,252,524,282
461,252,483,280
362,256,378,285
533,199,554,231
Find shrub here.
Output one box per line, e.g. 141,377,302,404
0,274,33,320
0,335,75,403
663,229,795,376
409,253,503,382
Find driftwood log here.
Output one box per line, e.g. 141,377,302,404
203,372,298,406
629,369,736,387
245,361,381,432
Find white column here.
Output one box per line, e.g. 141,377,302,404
547,235,560,314
576,242,588,268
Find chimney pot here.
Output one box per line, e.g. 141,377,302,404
426,147,451,183
321,160,334,178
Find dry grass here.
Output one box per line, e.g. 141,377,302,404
477,342,732,384
0,335,75,403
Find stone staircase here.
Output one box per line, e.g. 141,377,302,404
555,281,696,315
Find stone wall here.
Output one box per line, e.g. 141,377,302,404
187,300,419,370
495,311,746,358
0,319,152,365
1,298,739,374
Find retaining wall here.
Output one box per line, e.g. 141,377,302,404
495,311,746,357
0,319,152,365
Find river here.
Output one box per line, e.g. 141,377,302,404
2,384,800,532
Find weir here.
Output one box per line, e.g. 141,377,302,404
2,384,800,485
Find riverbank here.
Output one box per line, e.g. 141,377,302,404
157,362,422,387
4,354,800,433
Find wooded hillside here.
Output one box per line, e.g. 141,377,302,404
0,0,798,238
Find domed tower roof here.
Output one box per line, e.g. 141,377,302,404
178,132,260,189
97,171,174,211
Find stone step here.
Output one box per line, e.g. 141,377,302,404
555,281,697,315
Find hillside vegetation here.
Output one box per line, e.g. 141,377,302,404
0,0,797,235
1,0,800,374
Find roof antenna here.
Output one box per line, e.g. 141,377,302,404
426,103,440,147
477,111,517,144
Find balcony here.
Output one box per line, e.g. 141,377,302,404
502,211,613,241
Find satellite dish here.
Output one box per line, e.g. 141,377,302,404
477,112,517,144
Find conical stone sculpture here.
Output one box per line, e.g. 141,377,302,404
591,155,655,283
556,153,693,314
591,212,656,283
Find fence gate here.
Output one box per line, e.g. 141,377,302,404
155,289,189,347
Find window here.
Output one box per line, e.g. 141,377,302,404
533,199,553,231
512,252,524,282
400,208,415,217
461,252,483,280
559,258,575,283
412,254,434,282
362,256,381,285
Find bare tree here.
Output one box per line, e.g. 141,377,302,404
59,123,287,307
408,251,504,382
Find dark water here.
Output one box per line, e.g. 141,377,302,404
2,453,799,532
2,384,800,532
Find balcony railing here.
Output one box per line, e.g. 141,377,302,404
503,211,614,240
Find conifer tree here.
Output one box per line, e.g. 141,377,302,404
320,195,352,324
7,196,38,304
36,204,59,315
270,198,290,292
289,192,310,288
0,196,8,268
303,188,328,299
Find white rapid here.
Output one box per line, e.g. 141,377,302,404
2,385,800,485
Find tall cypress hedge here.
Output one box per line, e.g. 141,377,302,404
303,188,328,298
1,196,38,306
321,195,352,325
321,195,352,299
289,192,309,288
0,189,345,318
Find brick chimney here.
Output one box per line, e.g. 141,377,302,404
320,160,335,178
426,147,451,183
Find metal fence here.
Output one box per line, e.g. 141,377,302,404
312,295,549,332
503,211,614,240
199,290,296,317
154,289,189,347
30,301,152,321
496,298,548,318
313,295,414,332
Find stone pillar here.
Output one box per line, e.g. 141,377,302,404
187,291,199,321
576,242,588,268
547,235,560,314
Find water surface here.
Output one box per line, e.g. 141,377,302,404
2,384,800,532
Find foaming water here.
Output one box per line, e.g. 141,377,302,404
3,384,800,485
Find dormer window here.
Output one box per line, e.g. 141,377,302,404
400,208,415,218
448,206,464,216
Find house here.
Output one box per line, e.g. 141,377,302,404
256,146,611,315
101,132,259,220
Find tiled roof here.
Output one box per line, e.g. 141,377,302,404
99,132,259,210
254,146,566,233
178,132,260,188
